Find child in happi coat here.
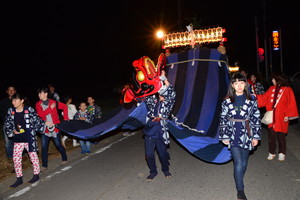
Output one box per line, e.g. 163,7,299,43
219,72,261,200
4,93,46,187
87,96,102,120
74,102,93,154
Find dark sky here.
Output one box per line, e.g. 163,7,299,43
2,0,299,101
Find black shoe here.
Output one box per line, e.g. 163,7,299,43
28,174,39,184
146,173,157,181
10,177,23,188
237,190,247,200
163,171,172,178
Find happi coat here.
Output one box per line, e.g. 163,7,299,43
257,86,299,133
219,96,261,151
4,106,45,152
144,85,176,144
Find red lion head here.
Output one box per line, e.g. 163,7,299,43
122,53,167,103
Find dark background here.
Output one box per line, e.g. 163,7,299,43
2,0,299,104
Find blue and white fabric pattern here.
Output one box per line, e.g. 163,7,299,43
219,96,261,151
145,85,176,144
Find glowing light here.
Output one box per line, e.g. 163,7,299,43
229,66,239,72
272,30,280,50
163,27,225,49
156,30,164,39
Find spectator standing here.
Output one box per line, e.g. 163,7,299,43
87,96,102,120
249,73,265,94
240,69,253,94
256,73,299,161
35,87,68,172
74,102,93,154
61,95,80,147
48,83,60,102
4,93,45,187
219,72,261,200
0,85,17,160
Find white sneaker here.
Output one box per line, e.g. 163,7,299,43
123,132,130,136
278,153,285,161
267,153,276,160
73,140,80,147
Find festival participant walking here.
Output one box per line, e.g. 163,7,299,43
73,102,93,154
256,73,299,161
35,87,69,172
219,72,261,200
61,95,80,147
143,73,176,181
0,85,17,160
4,93,45,187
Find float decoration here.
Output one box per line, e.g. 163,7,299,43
163,26,226,49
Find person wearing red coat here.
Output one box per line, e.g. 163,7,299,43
36,87,69,171
256,73,299,161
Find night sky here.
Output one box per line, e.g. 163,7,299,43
2,0,299,102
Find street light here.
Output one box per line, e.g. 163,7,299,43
156,30,165,51
156,30,164,39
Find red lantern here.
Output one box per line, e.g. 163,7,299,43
258,48,264,56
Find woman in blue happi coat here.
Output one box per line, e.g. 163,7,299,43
143,72,176,181
219,72,261,200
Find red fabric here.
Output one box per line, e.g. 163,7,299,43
247,79,254,86
123,88,135,103
257,86,299,133
36,99,69,133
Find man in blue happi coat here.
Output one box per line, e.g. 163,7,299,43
143,72,176,180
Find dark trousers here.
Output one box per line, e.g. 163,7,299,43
41,132,67,168
268,128,287,154
144,136,170,175
3,127,14,159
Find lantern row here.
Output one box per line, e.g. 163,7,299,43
163,27,226,49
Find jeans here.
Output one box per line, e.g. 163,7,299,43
144,136,170,175
79,140,91,153
230,147,250,191
41,132,67,168
3,126,14,159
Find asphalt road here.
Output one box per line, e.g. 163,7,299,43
0,122,300,200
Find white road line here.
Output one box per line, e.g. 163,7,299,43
6,133,136,199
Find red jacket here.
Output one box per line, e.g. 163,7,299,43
257,86,299,133
35,99,69,133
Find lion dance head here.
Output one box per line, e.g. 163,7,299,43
121,53,167,104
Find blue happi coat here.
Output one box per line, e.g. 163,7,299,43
4,106,45,152
144,85,176,144
219,96,261,151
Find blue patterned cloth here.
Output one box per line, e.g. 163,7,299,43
4,106,45,152
144,86,176,144
219,96,261,151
